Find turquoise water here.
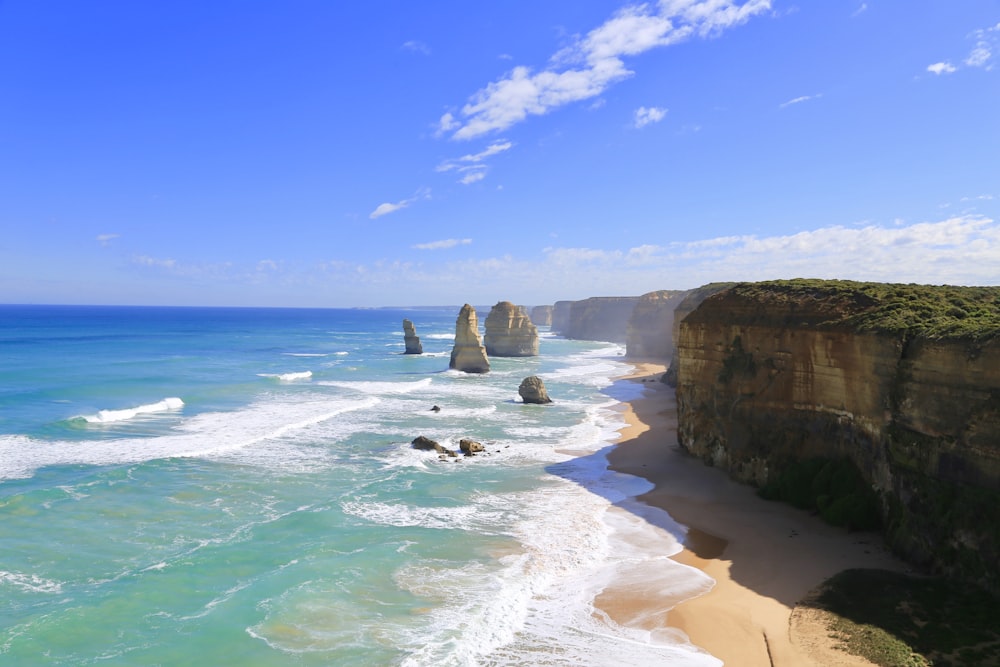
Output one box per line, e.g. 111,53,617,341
0,305,717,666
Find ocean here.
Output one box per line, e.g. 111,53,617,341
0,305,717,666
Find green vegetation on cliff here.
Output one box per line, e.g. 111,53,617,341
804,569,1000,666
759,458,881,531
727,279,1000,341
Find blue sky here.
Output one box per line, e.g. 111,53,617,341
2,1,998,307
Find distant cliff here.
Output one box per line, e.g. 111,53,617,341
675,280,1000,587
530,305,553,327
556,297,640,343
625,290,688,360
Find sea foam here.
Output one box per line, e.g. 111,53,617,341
79,397,185,424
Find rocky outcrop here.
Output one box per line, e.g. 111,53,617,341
459,438,485,455
402,319,423,354
663,283,735,386
449,304,490,373
675,280,1000,587
625,290,688,360
531,305,553,327
484,301,539,357
562,297,640,343
411,435,457,457
518,376,552,404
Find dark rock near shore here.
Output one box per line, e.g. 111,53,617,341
518,376,552,404
411,435,456,457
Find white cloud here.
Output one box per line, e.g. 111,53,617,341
926,62,956,75
413,238,472,250
436,140,513,184
402,40,430,55
369,188,431,219
459,169,487,185
257,259,278,271
96,233,119,246
965,42,992,68
634,105,667,128
441,0,771,140
779,93,821,108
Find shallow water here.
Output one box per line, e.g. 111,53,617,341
0,305,717,666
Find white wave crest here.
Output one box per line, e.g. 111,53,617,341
259,371,313,382
79,397,185,424
0,570,63,594
317,377,432,395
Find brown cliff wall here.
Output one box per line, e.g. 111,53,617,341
625,290,687,360
675,280,1000,587
530,305,553,327
551,301,573,334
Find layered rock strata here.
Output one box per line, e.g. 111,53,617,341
448,304,490,373
551,301,573,335
625,290,688,360
402,318,423,354
484,301,539,357
675,280,1000,587
663,283,735,386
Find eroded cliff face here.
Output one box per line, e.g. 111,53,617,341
551,301,573,334
484,301,539,357
562,297,639,343
625,290,687,360
676,281,1000,587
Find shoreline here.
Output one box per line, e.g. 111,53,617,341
597,362,905,666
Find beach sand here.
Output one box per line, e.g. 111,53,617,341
597,363,905,666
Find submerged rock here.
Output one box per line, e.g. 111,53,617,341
402,319,423,354
449,304,490,373
411,435,456,457
518,376,552,404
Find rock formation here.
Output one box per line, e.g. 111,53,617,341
484,301,539,357
675,279,1000,588
459,438,485,455
448,304,490,373
625,290,688,360
518,376,552,404
411,435,456,457
663,283,735,387
531,305,553,327
402,318,423,354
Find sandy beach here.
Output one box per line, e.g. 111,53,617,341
597,363,906,666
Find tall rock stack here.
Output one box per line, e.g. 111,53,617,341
402,319,423,354
484,301,539,357
448,304,490,373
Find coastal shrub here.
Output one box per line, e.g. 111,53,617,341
758,458,880,531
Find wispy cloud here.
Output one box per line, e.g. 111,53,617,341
927,21,998,75
851,3,867,17
634,106,667,128
779,93,822,108
369,188,431,219
96,233,119,246
439,0,771,140
413,238,472,250
436,140,513,184
402,40,430,55
132,255,177,270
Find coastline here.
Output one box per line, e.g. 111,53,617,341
598,362,905,666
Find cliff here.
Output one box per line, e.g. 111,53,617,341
675,280,1000,587
484,301,539,357
552,301,573,334
449,304,490,373
663,283,736,386
530,305,553,327
559,297,640,343
625,290,687,360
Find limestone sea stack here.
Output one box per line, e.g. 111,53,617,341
518,376,552,404
402,319,423,354
484,301,539,357
448,304,490,373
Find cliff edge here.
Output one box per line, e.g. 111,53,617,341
675,279,1000,588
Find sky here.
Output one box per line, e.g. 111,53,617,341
1,0,998,308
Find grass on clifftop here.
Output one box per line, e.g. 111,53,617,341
803,569,1000,666
730,279,1000,341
